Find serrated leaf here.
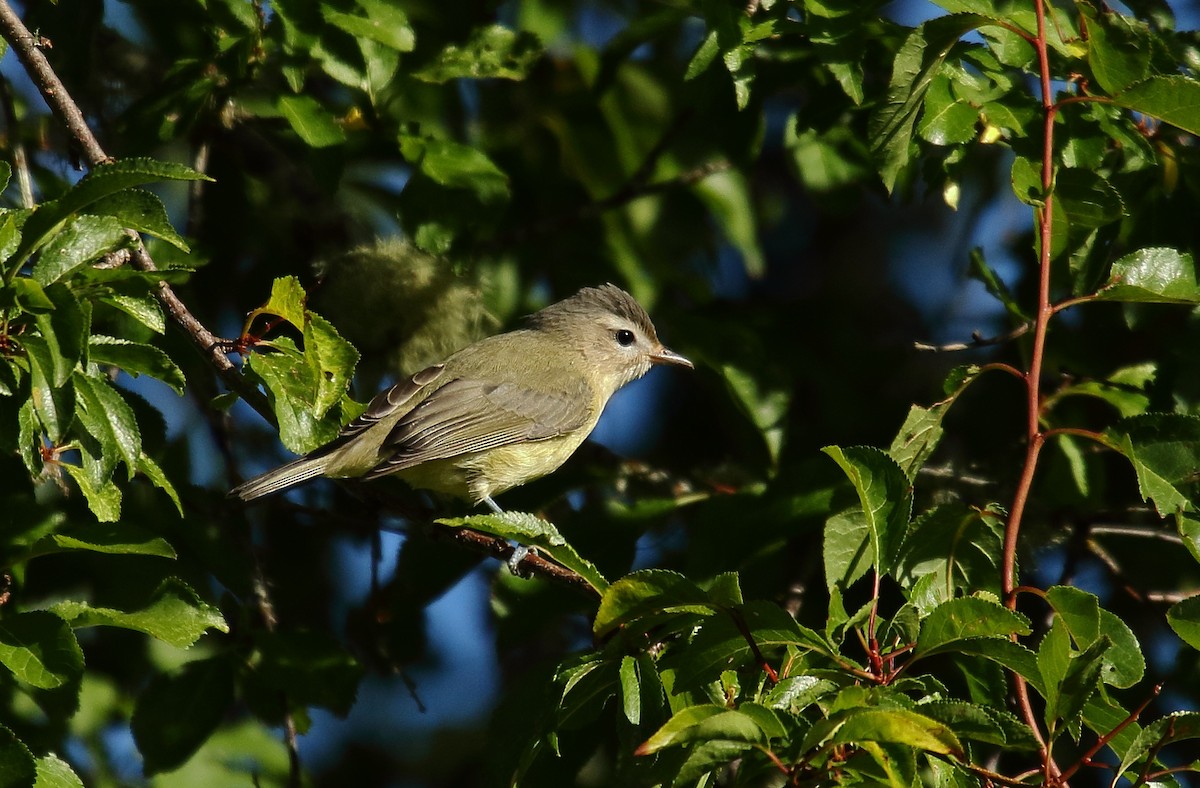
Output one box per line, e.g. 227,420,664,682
131,657,235,775
31,214,128,285
833,709,964,758
413,25,541,82
1111,75,1200,136
1167,595,1200,650
1118,711,1200,777
0,277,54,313
0,725,36,788
303,312,357,417
73,371,140,480
22,334,73,442
636,705,772,755
246,275,307,332
89,336,185,395
915,597,1031,657
247,337,342,454
61,462,121,522
896,502,1005,613
870,14,988,192
591,569,715,638
1098,247,1200,304
1082,5,1151,94
1107,413,1200,516
86,188,189,252
764,675,838,714
917,71,979,145
33,753,84,788
0,611,84,690
11,158,209,269
887,364,981,478
100,293,166,334
50,577,228,648
822,445,912,574
1053,637,1110,724
438,511,608,593
824,508,874,590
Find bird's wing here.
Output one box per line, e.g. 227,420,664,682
334,363,447,442
363,375,593,478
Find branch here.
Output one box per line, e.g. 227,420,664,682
913,321,1031,352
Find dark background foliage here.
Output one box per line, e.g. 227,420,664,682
3,0,1200,786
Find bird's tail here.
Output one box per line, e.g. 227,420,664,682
229,455,333,501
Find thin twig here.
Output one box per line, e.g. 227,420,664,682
1052,685,1161,786
913,321,1031,352
0,74,35,207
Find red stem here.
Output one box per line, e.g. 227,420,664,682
1004,0,1066,781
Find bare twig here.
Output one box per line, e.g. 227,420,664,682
0,74,35,207
913,321,1031,352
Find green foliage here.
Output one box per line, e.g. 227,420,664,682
2,0,1200,785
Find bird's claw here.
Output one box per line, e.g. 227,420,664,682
507,544,537,575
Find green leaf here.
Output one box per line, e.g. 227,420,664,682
131,657,235,775
0,725,36,788
1042,588,1142,688
870,14,988,192
22,334,74,443
914,701,1005,746
88,335,186,395
0,611,84,690
100,294,165,334
619,655,640,725
667,601,833,689
717,361,789,464
691,168,765,278
1111,75,1200,136
11,158,209,269
246,275,307,331
31,214,128,286
1053,637,1110,725
1117,711,1200,778
1082,4,1151,94
303,312,357,417
323,0,414,52
888,366,980,478
33,753,84,788
832,709,964,758
824,508,874,590
592,570,713,638
1107,413,1200,516
437,511,608,593
413,25,541,82
247,337,342,454
1167,594,1200,649
917,71,980,145
1097,247,1200,304
896,502,1005,613
277,94,346,148
1055,168,1125,230
73,371,141,479
915,597,1031,657
61,462,121,522
398,132,510,204
822,446,912,574
27,522,175,560
0,277,55,313
763,675,838,715
49,577,228,648
636,704,775,755
138,452,183,516
86,188,189,252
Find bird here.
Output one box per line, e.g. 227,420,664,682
229,284,693,512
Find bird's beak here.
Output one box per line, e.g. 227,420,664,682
650,345,694,369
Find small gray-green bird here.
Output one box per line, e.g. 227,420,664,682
229,284,692,510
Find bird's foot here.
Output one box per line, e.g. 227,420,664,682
507,544,538,576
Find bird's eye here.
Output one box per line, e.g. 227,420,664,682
615,329,636,347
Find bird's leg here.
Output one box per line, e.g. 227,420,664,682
482,496,535,575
